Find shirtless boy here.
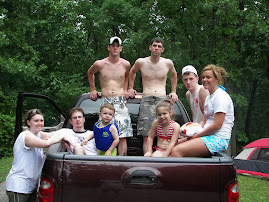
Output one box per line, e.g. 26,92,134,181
128,37,178,153
182,65,209,123
87,36,133,156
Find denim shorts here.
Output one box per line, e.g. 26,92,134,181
201,134,229,154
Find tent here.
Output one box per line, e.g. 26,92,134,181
233,138,269,178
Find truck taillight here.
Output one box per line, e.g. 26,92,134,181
228,182,239,202
38,178,54,202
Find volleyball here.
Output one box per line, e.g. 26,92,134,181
180,122,203,137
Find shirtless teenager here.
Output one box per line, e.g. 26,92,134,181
182,65,209,123
128,37,178,153
87,36,133,156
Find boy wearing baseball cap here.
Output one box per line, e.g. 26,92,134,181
87,36,133,156
182,65,209,123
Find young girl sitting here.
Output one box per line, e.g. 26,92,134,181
144,99,181,157
82,103,119,156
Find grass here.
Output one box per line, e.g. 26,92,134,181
238,174,269,202
0,156,268,201
0,156,13,183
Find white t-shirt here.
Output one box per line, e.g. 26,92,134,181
53,128,97,155
204,88,234,139
6,130,43,194
190,85,204,123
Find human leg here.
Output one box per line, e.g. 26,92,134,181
73,144,85,155
143,136,148,154
6,190,37,202
171,138,211,157
118,138,127,156
152,148,166,157
137,96,166,154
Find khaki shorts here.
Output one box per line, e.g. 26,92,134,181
137,96,166,136
101,96,133,138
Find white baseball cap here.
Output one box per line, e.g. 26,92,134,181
182,65,198,76
109,36,122,45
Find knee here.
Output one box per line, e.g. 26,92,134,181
171,146,183,157
73,144,84,154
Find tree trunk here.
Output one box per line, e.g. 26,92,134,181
245,80,258,137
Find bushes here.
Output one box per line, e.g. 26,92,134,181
0,114,15,158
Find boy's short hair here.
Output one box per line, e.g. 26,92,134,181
100,103,115,114
69,107,84,119
151,37,164,46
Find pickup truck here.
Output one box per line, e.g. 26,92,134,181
15,92,239,202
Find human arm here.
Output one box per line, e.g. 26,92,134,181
40,131,54,139
25,132,66,148
192,112,225,139
105,124,120,156
168,61,178,102
87,61,100,101
124,61,131,99
128,60,140,98
199,87,209,114
144,120,158,157
163,122,180,157
81,131,94,146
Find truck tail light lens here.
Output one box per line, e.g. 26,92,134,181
228,182,239,202
38,178,54,202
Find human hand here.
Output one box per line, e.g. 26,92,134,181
105,150,112,156
81,139,88,146
90,90,99,101
128,89,137,98
144,152,152,157
63,139,72,151
169,92,178,102
124,91,129,100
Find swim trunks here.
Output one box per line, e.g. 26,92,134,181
137,96,166,136
98,148,117,156
101,96,133,138
201,134,229,154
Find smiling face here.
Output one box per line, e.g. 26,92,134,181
99,107,114,124
27,114,44,135
182,73,199,93
202,70,219,94
156,106,172,124
69,111,85,132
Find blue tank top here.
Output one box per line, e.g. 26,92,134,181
93,121,119,151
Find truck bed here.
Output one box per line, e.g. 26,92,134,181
42,143,237,202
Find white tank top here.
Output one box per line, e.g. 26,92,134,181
190,85,203,123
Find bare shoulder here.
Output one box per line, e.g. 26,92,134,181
93,58,106,69
151,119,159,128
161,57,174,65
199,86,209,96
110,124,118,131
120,58,131,68
172,121,181,129
136,57,149,64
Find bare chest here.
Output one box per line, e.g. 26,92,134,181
141,63,169,80
99,63,126,80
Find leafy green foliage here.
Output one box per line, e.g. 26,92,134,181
0,114,14,158
0,0,268,157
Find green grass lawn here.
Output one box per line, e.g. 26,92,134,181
0,156,268,201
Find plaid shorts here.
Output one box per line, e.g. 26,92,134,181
201,134,229,154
